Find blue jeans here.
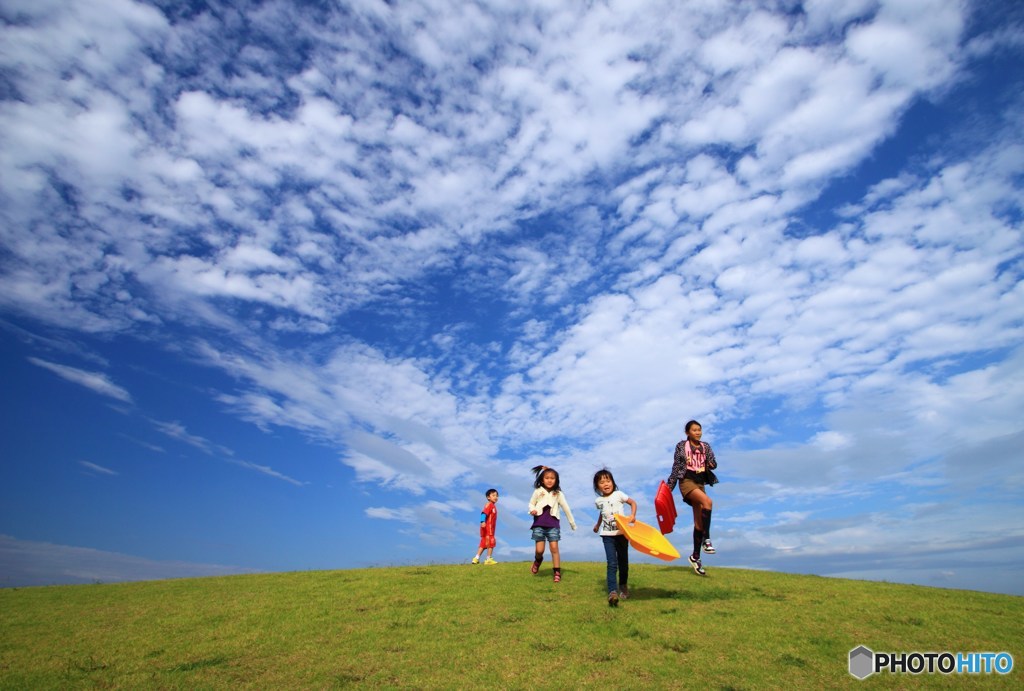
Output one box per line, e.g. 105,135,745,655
602,535,629,593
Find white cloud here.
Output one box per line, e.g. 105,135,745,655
150,420,215,454
79,461,118,476
845,0,963,89
27,357,132,402
228,459,307,487
0,0,985,333
810,431,852,451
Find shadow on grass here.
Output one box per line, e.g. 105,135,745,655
167,655,230,673
624,586,738,602
595,572,739,602
627,587,682,601
591,567,739,602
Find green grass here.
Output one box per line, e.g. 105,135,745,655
1,563,1021,688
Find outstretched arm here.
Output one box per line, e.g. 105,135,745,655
625,497,637,524
559,494,577,530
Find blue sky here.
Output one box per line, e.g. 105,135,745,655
1,0,1022,596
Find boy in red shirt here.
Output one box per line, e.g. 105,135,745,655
472,489,499,564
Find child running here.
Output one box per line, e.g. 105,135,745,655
666,419,719,576
528,465,576,582
592,468,637,607
471,488,499,564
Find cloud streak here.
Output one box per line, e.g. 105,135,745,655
79,461,118,476
0,534,250,587
27,357,132,403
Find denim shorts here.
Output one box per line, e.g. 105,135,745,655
531,526,561,542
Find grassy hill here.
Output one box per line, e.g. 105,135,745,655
1,562,1021,688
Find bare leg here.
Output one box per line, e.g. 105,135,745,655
686,488,713,529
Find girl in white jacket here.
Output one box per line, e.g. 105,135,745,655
528,465,576,582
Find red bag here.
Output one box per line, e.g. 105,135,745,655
655,480,677,534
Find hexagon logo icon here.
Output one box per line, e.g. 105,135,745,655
849,645,874,679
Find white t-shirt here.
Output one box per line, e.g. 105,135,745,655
595,490,631,536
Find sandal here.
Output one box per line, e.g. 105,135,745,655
553,571,561,583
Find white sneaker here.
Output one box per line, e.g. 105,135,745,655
689,554,706,576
